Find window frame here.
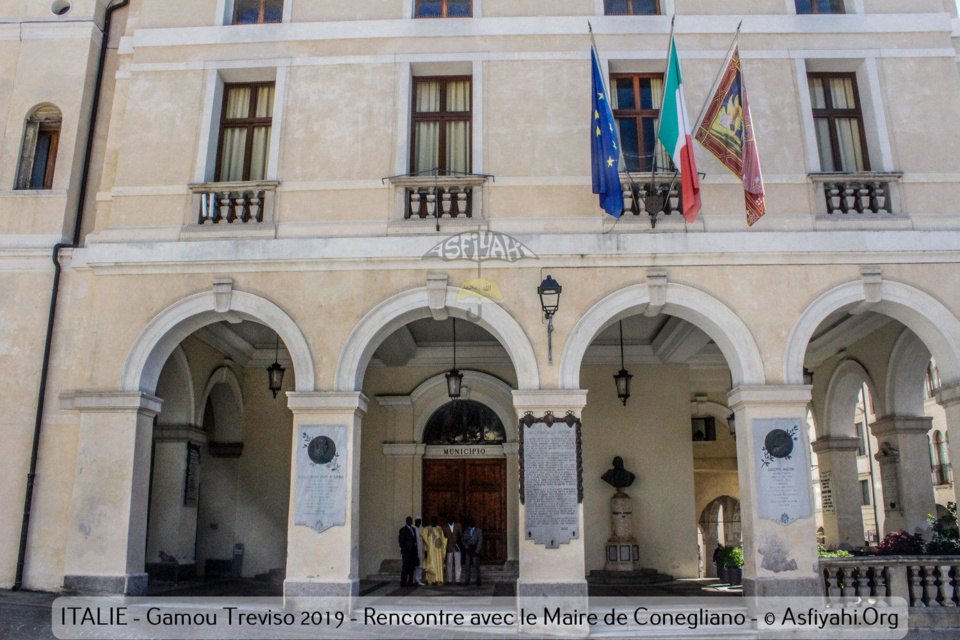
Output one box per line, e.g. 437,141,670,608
414,0,472,18
603,0,661,15
610,72,665,173
16,107,62,191
795,0,845,14
232,0,282,25
409,75,473,176
808,71,871,172
215,81,275,183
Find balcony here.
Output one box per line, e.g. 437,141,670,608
188,181,279,227
619,176,683,225
810,172,902,216
821,556,960,614
388,175,487,222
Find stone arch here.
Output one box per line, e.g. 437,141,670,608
558,282,766,389
884,328,931,417
410,371,517,444
154,345,195,426
785,279,960,387
196,365,245,442
689,398,734,434
822,359,878,439
122,288,315,395
336,286,539,392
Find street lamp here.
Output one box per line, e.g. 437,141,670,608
613,320,633,406
446,318,463,400
538,275,562,365
267,334,285,399
728,412,737,438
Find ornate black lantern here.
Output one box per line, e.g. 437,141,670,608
803,367,814,385
267,334,285,399
728,412,737,437
537,274,562,319
613,320,632,406
446,318,463,400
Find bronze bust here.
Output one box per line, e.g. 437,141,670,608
601,456,636,489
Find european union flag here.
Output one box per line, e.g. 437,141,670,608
591,47,624,218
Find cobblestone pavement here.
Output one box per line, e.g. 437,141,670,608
0,580,742,640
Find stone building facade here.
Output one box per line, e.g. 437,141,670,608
3,0,960,602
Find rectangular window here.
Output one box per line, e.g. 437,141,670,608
611,74,669,173
604,0,660,15
860,479,871,506
411,77,472,176
808,73,869,172
233,0,283,24
415,0,472,18
216,83,275,182
796,0,845,14
856,421,867,456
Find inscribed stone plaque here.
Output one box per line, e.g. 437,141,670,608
755,417,813,526
183,443,200,508
523,421,580,548
819,470,835,513
294,425,347,534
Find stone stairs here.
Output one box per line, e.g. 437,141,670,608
368,559,519,584
587,568,674,585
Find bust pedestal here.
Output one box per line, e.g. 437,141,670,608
604,488,638,572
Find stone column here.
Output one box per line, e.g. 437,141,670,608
60,391,162,596
869,416,936,536
375,396,416,530
512,390,588,602
810,436,865,550
283,392,367,607
727,386,821,598
935,383,960,507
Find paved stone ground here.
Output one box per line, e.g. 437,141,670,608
0,580,743,640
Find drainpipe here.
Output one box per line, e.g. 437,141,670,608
13,0,130,592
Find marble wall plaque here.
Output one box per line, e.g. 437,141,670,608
819,470,835,513
755,417,813,526
183,443,200,508
522,420,580,548
294,425,347,534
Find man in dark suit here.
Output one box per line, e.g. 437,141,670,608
398,516,419,587
461,517,483,586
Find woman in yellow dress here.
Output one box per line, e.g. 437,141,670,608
420,516,446,585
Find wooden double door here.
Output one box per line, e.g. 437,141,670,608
422,458,507,565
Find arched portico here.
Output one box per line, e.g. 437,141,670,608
822,359,877,440
335,286,539,392
558,282,766,389
884,328,931,418
122,288,315,394
785,279,960,388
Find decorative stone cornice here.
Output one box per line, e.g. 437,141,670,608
511,389,588,416
934,382,960,408
811,436,861,454
869,416,933,437
59,391,163,417
153,424,207,444
727,385,812,411
286,391,369,416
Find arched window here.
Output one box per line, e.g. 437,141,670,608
422,400,505,445
16,105,62,190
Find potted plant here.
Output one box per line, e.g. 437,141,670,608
724,547,744,585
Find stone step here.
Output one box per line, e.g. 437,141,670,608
369,559,519,584
587,569,674,585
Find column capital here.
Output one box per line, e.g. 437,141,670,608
811,436,861,454
286,391,368,416
727,385,812,411
934,382,960,408
59,391,163,417
870,415,933,437
512,390,588,416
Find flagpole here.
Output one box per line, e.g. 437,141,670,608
648,15,676,227
693,20,742,133
590,22,638,223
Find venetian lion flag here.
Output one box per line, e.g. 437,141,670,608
695,46,766,226
658,36,701,223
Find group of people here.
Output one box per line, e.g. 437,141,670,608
398,515,483,587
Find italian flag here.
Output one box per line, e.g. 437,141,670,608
658,37,702,223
